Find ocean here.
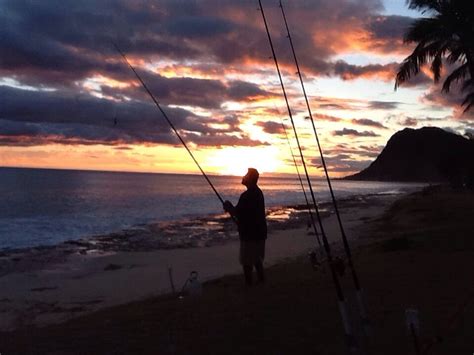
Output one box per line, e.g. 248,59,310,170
0,167,424,250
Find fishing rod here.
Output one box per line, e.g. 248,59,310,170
113,43,224,205
279,117,323,251
257,1,358,353
278,0,371,337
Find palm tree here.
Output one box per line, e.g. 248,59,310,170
395,0,474,112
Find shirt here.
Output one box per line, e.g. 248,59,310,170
235,185,267,241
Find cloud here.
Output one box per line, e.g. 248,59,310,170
351,118,387,129
99,71,272,109
310,154,372,173
324,143,382,158
393,70,432,88
0,0,398,89
313,97,400,111
401,117,418,127
333,128,379,137
422,84,474,119
4,0,457,157
0,86,264,147
368,101,400,110
165,15,235,39
333,61,398,81
313,113,343,122
364,15,414,53
256,121,285,135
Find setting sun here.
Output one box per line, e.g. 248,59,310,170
206,146,284,176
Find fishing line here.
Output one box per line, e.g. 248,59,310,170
257,1,358,352
279,0,371,336
112,43,224,204
277,112,323,251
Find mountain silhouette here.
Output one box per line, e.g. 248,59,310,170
345,127,474,183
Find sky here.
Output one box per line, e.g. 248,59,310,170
1,0,473,177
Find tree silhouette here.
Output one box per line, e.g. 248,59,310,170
395,0,474,112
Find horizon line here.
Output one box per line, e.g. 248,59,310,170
0,165,329,179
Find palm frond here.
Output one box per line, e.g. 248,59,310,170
442,63,469,92
397,0,474,114
431,53,443,82
406,0,442,14
395,42,429,89
462,91,474,112
404,18,446,44
446,45,465,64
461,78,474,92
395,39,448,88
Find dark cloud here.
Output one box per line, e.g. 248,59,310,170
0,86,263,147
333,61,398,81
366,15,414,42
360,15,420,56
313,113,343,122
368,101,400,110
2,0,430,153
401,117,418,127
165,15,235,38
422,84,474,119
256,121,285,135
324,143,382,158
330,159,372,173
351,118,387,129
333,128,379,137
184,132,267,148
394,70,432,88
136,72,271,109
0,0,393,88
318,103,350,110
310,154,372,173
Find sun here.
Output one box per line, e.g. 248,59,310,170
206,146,283,176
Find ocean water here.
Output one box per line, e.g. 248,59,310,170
0,167,424,250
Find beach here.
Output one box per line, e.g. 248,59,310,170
0,190,395,331
0,185,473,354
3,0,474,353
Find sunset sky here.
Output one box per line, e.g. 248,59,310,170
1,0,473,177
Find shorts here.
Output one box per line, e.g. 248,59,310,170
239,240,265,266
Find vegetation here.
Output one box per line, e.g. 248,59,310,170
395,0,474,112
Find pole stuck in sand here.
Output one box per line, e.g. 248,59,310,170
112,43,225,205
278,0,371,337
257,1,358,353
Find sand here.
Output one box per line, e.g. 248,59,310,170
0,194,393,331
3,187,472,354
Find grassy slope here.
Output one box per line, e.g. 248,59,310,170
1,186,473,354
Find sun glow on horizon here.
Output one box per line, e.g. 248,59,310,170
205,146,284,176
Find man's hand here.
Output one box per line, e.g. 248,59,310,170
223,200,234,213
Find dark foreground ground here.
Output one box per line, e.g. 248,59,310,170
1,185,473,354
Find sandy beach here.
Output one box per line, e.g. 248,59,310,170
1,186,473,354
0,193,394,332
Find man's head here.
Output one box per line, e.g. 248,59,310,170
242,168,259,187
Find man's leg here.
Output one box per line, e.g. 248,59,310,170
255,261,265,284
243,265,253,286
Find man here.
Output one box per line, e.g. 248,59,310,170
223,168,267,286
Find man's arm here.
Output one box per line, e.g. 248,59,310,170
223,200,236,216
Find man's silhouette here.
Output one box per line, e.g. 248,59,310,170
223,168,267,286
